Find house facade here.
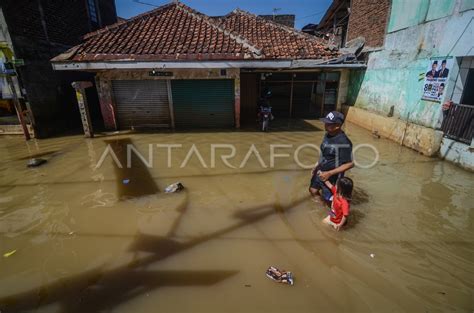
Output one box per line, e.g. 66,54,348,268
51,2,364,131
318,0,473,170
0,0,117,137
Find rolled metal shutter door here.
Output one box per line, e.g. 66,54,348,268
171,79,234,128
112,80,171,129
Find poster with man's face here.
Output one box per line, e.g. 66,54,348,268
422,57,454,102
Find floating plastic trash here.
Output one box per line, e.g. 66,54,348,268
122,179,130,184
3,250,17,258
165,182,184,193
265,266,294,286
27,158,47,167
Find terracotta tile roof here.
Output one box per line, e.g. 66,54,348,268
217,10,338,59
52,2,338,63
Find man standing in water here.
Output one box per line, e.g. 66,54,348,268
309,111,354,203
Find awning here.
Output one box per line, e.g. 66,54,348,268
52,60,367,71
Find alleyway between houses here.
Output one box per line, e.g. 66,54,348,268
0,121,473,312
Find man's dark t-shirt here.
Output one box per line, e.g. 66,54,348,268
318,131,353,171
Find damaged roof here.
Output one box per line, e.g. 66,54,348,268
52,2,338,63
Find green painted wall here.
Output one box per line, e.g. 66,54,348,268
388,0,430,32
460,0,474,12
426,0,455,21
352,52,445,129
347,70,365,106
388,0,458,32
353,0,472,130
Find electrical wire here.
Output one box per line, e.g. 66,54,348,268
294,9,328,21
132,0,163,8
446,17,473,57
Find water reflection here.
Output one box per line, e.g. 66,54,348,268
104,138,159,199
0,122,473,312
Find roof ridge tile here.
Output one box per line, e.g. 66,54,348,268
176,3,263,58
231,8,327,44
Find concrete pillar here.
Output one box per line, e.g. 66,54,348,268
95,77,117,130
289,75,294,118
71,81,94,138
234,74,241,128
337,69,349,112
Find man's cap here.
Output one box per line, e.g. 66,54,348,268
320,111,345,124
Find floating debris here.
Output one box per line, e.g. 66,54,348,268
27,158,47,167
265,266,294,286
3,250,17,258
165,182,184,193
370,253,375,258
122,179,130,184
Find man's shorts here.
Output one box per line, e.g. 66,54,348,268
310,173,339,202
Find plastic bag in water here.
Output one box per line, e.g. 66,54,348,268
165,182,184,193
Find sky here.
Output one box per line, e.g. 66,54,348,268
115,0,333,29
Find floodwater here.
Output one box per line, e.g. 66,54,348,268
0,120,473,313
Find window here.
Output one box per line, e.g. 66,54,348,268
87,0,98,24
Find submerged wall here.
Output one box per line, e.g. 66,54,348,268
352,1,474,130
345,106,444,156
439,137,474,171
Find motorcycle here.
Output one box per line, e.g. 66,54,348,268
257,89,273,132
259,106,272,132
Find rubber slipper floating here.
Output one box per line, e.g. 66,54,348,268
165,182,184,193
265,266,294,285
3,250,17,258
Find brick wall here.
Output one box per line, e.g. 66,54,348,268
99,0,118,27
42,0,91,45
12,37,96,137
3,0,118,48
1,0,117,137
2,1,46,41
347,0,390,48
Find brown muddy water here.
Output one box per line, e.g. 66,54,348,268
0,120,473,313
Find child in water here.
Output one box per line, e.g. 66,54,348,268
321,175,353,231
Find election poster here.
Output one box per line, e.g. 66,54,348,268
421,57,454,102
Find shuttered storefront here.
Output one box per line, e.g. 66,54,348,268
171,79,234,128
111,80,172,129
